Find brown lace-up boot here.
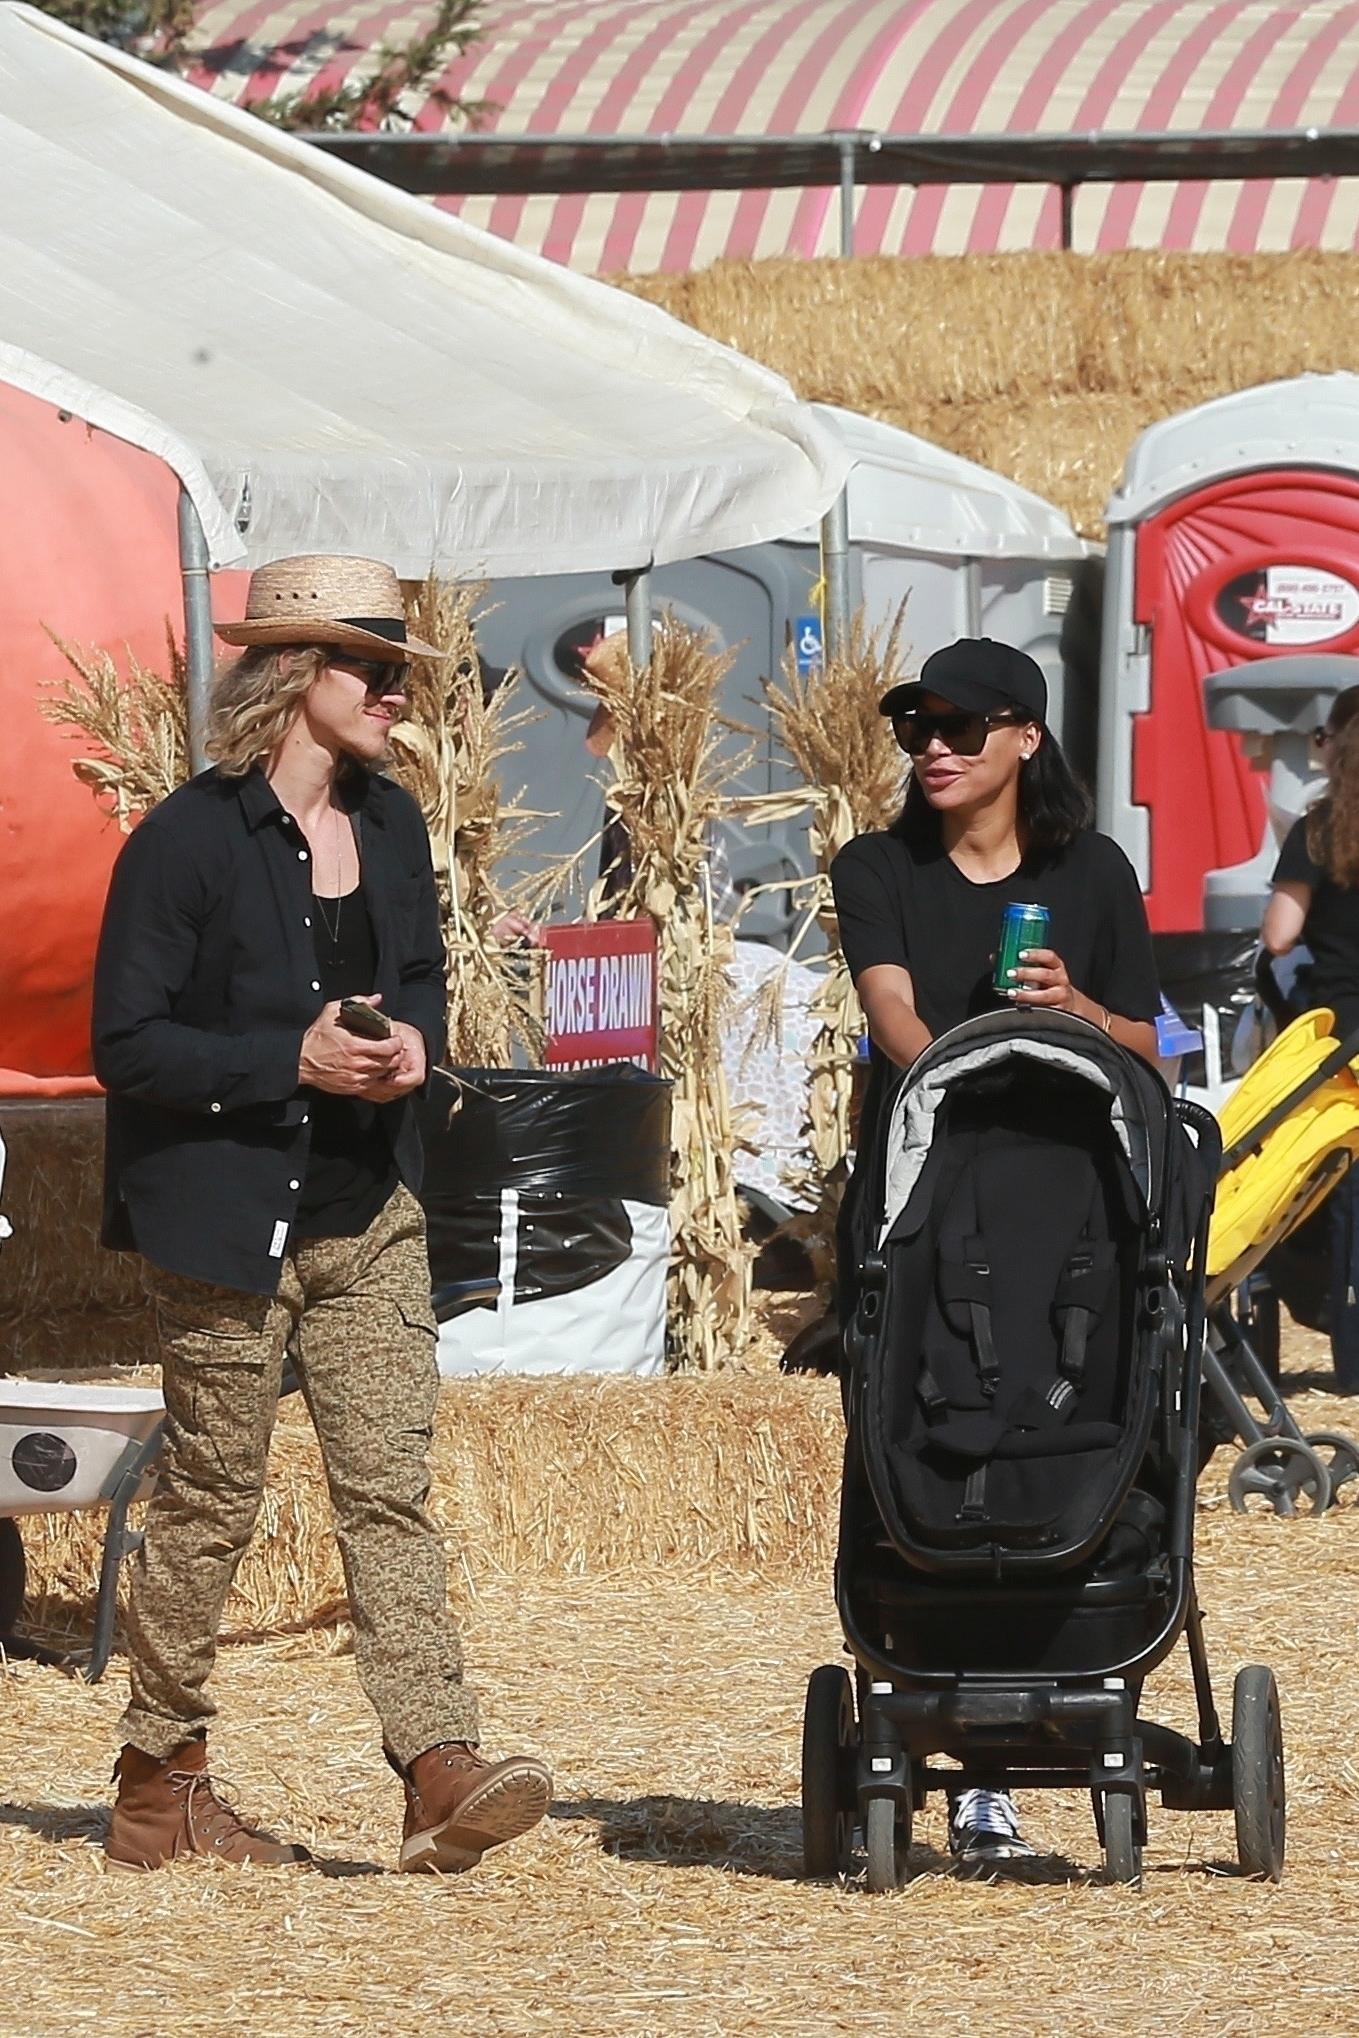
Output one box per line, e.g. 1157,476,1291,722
105,1740,312,1870
398,1742,552,1873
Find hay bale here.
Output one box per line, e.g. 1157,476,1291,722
18,1374,847,1641
0,1102,150,1363
623,250,1359,536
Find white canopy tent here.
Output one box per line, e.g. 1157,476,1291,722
0,2,848,747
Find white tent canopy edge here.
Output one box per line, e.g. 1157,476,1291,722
0,2,848,579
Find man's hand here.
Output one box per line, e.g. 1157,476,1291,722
362,1019,428,1103
299,999,402,1096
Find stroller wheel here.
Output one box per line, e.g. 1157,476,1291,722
1226,1437,1332,1517
1101,1792,1142,1887
1232,1665,1286,1882
1303,1430,1359,1500
801,1665,855,1878
864,1793,910,1894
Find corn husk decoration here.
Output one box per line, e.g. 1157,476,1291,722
40,626,188,828
737,608,909,1271
583,619,752,1371
390,577,547,1068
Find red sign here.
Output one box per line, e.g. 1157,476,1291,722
542,921,659,1072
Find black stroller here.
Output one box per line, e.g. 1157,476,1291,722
803,1010,1286,1889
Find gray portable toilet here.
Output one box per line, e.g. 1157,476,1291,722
1099,374,1359,959
478,405,1096,940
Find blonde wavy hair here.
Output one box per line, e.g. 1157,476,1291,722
1306,684,1359,888
205,645,329,776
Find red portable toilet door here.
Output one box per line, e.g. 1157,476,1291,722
1131,469,1359,933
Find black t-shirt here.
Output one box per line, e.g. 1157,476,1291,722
1273,816,1359,1037
830,825,1162,1039
294,885,399,1242
828,824,1160,1319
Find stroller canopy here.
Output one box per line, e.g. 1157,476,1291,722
878,1011,1178,1252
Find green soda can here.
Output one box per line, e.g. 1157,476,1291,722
994,901,1050,995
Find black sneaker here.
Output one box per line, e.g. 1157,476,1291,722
948,1788,1036,1866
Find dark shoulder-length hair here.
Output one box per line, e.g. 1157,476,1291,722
1306,684,1359,887
890,725,1095,852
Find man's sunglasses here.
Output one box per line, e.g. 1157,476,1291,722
332,654,410,694
892,708,1024,756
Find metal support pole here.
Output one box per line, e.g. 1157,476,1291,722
964,557,983,637
837,134,856,256
177,487,215,774
1059,183,1075,251
821,489,851,661
621,566,653,670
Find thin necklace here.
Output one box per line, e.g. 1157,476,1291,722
313,807,345,949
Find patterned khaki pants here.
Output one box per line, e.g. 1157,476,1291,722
123,1184,478,1764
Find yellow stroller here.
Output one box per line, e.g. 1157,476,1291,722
1205,1010,1359,1515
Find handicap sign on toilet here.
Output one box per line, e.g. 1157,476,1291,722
794,613,824,675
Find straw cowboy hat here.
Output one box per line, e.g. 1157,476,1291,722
215,555,447,660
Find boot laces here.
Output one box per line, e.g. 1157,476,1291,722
168,1767,264,1850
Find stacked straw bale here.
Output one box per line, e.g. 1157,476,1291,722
19,1374,846,1644
624,249,1359,536
0,1101,153,1374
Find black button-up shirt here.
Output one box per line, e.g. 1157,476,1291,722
92,763,446,1294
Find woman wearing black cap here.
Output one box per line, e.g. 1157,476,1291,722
830,636,1161,1869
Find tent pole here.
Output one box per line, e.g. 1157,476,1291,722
622,567,653,670
821,490,851,660
177,488,215,774
837,134,856,256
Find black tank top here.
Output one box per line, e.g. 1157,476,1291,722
293,883,398,1242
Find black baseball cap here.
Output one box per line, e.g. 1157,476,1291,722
879,638,1048,724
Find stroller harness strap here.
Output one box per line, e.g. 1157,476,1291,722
1053,1239,1117,1390
938,1240,1001,1398
924,1168,1119,1498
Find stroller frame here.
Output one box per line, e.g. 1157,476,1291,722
804,1013,1285,1890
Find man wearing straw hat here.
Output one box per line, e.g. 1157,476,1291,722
92,555,552,1873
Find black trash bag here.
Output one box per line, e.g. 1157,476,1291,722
419,1066,672,1319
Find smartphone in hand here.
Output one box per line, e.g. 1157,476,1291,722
337,997,393,1040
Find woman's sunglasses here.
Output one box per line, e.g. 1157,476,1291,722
892,708,1024,757
332,655,410,694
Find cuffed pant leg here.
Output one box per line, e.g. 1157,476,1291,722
120,1268,294,1759
294,1187,479,1763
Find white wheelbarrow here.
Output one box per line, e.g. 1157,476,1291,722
0,1380,165,1682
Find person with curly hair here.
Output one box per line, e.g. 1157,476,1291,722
92,555,552,1873
1263,682,1359,1394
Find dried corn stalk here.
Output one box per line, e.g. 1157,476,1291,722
585,618,751,1370
390,577,546,1067
739,608,909,1263
40,626,188,827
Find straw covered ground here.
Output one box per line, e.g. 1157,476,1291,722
625,250,1359,536
2,1326,1357,2037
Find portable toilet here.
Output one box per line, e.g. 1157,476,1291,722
478,404,1098,939
1099,374,1359,990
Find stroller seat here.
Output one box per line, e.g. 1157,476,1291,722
875,1070,1144,1554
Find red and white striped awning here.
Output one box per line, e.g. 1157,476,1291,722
184,0,1359,270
